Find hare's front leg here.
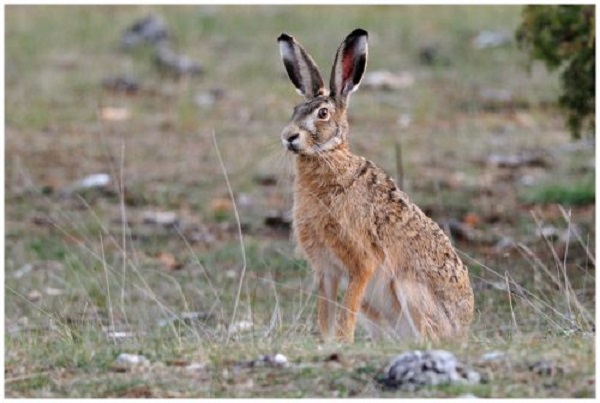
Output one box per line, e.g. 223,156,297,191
337,267,375,342
316,269,340,340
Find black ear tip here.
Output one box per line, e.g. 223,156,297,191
278,33,293,42
348,28,368,38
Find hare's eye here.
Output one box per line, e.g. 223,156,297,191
317,108,329,120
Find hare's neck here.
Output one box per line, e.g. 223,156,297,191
295,148,362,191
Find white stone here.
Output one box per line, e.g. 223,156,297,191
273,353,288,365
116,353,148,365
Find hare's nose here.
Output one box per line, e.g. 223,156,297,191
282,132,301,152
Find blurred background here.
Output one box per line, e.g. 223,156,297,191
5,5,595,398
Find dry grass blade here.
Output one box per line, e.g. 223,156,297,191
516,243,593,331
173,224,225,323
529,210,594,329
459,250,573,333
100,234,116,333
505,271,519,334
211,129,248,344
558,204,595,266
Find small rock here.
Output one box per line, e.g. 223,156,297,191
180,312,209,322
7,316,30,335
237,353,289,369
107,331,134,340
155,45,203,77
529,359,563,376
481,351,506,361
558,225,582,245
121,15,169,49
61,173,111,196
236,193,254,208
194,88,224,108
478,280,524,297
188,228,217,244
116,353,148,365
13,264,35,279
229,320,253,334
494,236,515,252
486,153,549,168
141,211,178,226
362,70,415,91
194,93,217,108
418,44,451,66
397,113,412,128
79,173,111,189
27,290,43,302
472,30,511,49
479,88,513,104
102,76,140,94
272,353,288,366
13,260,64,278
44,287,63,296
186,362,208,371
378,350,480,391
537,225,560,241
519,174,537,187
158,312,212,327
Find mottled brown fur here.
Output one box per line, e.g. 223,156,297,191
278,29,474,343
292,150,474,342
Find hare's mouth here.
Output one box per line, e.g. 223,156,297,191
286,143,300,153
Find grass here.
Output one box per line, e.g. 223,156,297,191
5,5,595,398
522,174,595,206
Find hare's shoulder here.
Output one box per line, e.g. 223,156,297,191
356,159,463,260
348,157,412,214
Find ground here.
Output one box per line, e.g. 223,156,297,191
5,5,595,398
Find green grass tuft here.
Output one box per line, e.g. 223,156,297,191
522,175,595,205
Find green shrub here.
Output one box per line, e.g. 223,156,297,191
516,5,595,139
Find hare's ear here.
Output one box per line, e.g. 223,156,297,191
329,29,368,103
278,33,326,99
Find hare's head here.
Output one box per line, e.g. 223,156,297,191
278,29,368,155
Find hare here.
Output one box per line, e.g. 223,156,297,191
277,29,474,343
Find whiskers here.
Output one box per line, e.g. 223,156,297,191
259,140,296,208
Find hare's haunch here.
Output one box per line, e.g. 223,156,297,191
278,29,474,343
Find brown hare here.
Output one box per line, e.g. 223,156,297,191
277,29,474,343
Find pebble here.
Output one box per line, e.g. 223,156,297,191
229,320,254,334
272,353,288,366
481,351,506,361
116,353,148,365
186,362,208,371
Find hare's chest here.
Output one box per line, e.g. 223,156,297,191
293,211,351,278
293,193,360,256
293,201,343,244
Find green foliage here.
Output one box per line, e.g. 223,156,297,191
516,5,595,138
522,176,595,206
